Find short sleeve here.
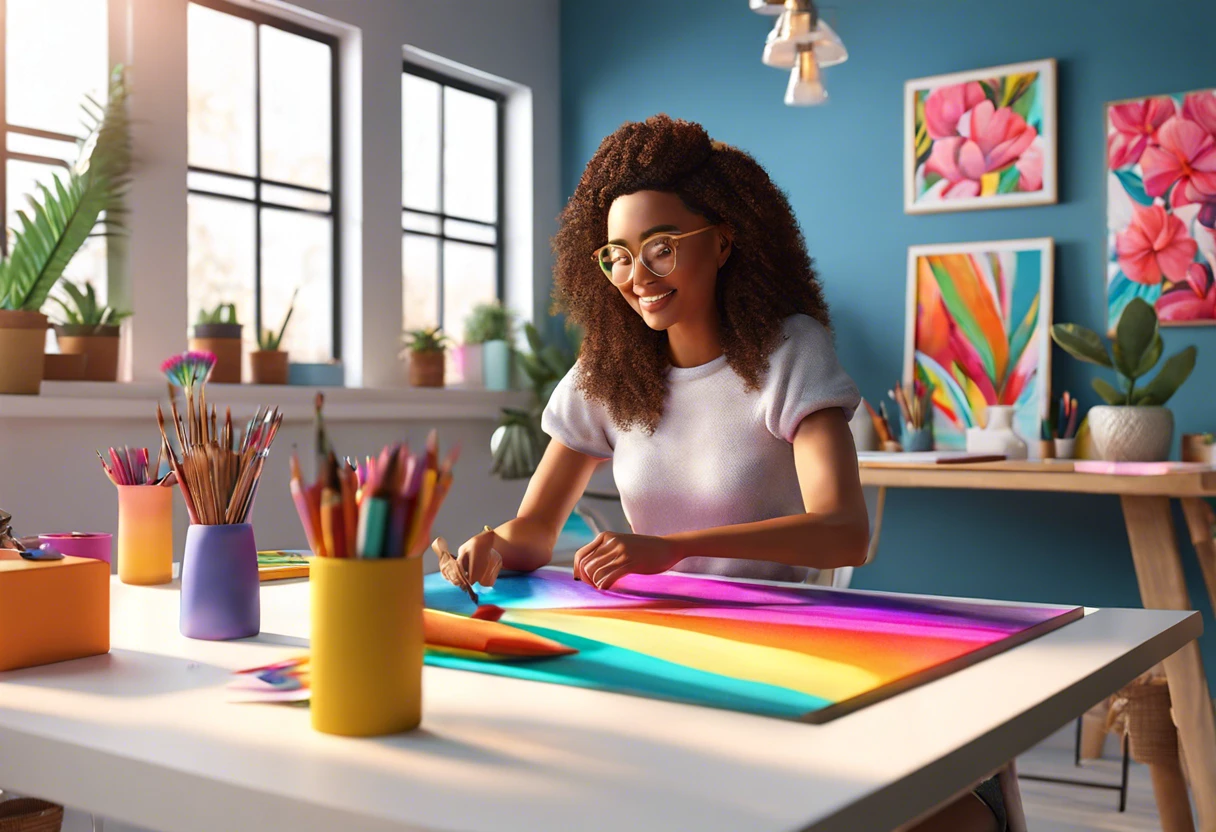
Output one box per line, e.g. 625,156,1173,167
761,314,862,443
540,364,614,460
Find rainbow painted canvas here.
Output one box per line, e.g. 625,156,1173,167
423,569,1083,723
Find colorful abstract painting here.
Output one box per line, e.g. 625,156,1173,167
904,239,1054,453
1106,89,1216,332
905,59,1057,214
423,569,1082,723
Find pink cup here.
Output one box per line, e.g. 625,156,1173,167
38,532,113,565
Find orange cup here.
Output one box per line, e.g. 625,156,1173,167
116,485,174,585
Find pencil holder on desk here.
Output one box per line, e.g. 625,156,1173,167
901,425,933,453
116,485,173,585
310,556,424,736
180,523,260,640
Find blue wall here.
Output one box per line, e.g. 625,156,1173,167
560,0,1216,681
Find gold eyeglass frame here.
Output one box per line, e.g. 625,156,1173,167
592,224,718,285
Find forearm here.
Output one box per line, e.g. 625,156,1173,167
664,509,869,570
489,515,559,572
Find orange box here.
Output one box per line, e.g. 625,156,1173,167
0,551,110,672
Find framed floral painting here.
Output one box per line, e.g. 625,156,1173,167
905,59,1057,214
905,239,1054,454
1106,88,1216,332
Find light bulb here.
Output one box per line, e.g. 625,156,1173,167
785,47,827,106
748,0,785,14
761,9,812,68
810,19,848,67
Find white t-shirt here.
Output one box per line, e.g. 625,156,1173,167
540,313,861,583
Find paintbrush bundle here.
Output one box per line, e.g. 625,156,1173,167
96,444,175,487
156,351,283,525
290,427,459,560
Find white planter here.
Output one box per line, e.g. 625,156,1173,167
965,404,1027,459
1088,405,1174,462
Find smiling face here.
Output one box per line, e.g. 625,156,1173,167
603,190,730,333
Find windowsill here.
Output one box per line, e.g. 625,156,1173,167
0,381,531,422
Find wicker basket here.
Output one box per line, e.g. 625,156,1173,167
0,799,64,832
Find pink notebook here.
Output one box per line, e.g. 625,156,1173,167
1073,460,1213,475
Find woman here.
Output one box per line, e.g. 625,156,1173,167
445,114,1004,832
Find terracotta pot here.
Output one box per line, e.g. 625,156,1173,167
43,352,89,381
408,350,445,387
55,324,120,381
0,309,48,394
250,350,289,384
1087,405,1174,462
190,323,243,384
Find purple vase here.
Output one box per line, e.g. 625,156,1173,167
180,523,260,640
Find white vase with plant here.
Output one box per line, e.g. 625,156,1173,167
464,300,516,391
0,66,130,394
1051,297,1197,461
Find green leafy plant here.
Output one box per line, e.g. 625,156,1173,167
0,66,131,312
197,303,239,326
50,280,130,331
402,326,450,354
491,320,583,479
463,300,516,345
1050,297,1196,406
258,289,299,351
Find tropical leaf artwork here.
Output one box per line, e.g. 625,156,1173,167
907,241,1053,451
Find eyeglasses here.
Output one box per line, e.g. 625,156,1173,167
592,225,717,286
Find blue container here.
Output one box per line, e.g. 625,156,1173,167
482,340,512,391
288,361,345,387
901,426,934,452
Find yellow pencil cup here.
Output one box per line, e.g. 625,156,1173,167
310,556,424,736
116,485,174,585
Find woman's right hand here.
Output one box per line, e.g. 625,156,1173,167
451,527,504,588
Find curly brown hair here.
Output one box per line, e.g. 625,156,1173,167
551,114,831,435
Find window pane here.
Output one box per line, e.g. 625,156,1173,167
187,170,256,200
188,3,256,176
443,88,497,223
7,159,107,305
442,241,496,340
188,193,256,350
261,208,333,362
444,218,497,245
261,183,330,213
402,74,440,212
403,233,438,333
6,0,107,137
7,132,77,164
260,26,331,190
403,211,440,234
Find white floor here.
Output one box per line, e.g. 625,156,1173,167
1017,722,1184,831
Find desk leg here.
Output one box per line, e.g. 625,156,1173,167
1122,495,1216,830
1181,498,1216,618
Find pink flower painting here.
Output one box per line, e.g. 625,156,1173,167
1107,88,1216,331
907,60,1056,213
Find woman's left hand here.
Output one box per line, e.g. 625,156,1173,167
573,532,682,590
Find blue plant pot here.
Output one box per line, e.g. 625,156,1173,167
482,339,511,391
180,523,261,641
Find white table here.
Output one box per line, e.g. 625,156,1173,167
0,574,1201,832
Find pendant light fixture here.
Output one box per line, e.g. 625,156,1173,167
752,0,846,106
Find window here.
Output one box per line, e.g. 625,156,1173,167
402,66,503,340
187,0,339,362
2,0,110,303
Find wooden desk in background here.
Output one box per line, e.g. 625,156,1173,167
859,459,1216,830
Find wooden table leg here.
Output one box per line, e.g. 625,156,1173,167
1122,495,1216,830
1181,498,1216,618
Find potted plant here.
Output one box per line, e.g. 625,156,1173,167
1051,297,1197,461
250,289,297,385
0,67,130,395
402,326,449,387
463,300,515,391
49,280,130,381
190,303,242,383
491,320,582,479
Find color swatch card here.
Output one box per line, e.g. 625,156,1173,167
423,569,1083,722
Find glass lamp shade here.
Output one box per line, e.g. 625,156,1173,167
762,10,847,69
785,48,828,106
809,19,848,67
749,0,786,14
